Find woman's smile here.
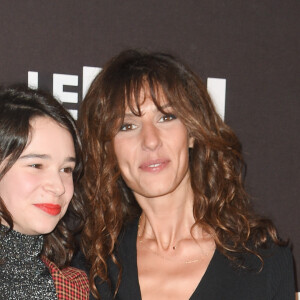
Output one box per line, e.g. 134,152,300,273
139,158,170,173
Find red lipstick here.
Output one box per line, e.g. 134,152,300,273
34,203,61,216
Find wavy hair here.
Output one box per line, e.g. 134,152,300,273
79,49,282,298
0,85,85,268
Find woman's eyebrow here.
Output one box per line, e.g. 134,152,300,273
124,111,135,118
124,104,172,117
19,154,50,160
160,104,171,109
19,154,76,163
65,157,76,163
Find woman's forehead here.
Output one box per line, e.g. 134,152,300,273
125,86,169,111
124,98,171,116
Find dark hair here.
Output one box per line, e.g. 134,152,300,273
79,49,282,298
0,85,85,268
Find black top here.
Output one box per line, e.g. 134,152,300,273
73,219,295,300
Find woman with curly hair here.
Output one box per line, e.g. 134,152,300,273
77,49,295,299
0,86,89,299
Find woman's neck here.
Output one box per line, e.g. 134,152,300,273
136,181,203,251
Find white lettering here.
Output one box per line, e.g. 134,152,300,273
53,74,78,104
207,78,226,120
82,66,102,99
28,71,38,89
28,69,227,122
68,109,78,120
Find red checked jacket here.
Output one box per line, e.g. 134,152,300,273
42,256,89,300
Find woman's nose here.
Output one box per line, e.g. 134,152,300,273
44,172,65,196
141,123,162,151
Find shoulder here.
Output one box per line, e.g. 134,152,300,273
42,256,89,300
259,243,295,290
252,242,294,273
236,243,295,298
235,241,294,279
257,243,295,298
210,244,295,299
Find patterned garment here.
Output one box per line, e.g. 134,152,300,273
42,256,89,300
0,226,57,300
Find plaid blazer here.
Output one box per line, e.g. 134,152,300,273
42,256,89,300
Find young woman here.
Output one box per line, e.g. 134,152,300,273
77,50,295,299
0,86,89,299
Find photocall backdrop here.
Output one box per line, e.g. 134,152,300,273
0,0,299,294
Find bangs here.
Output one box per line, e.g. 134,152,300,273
100,50,195,135
122,76,176,117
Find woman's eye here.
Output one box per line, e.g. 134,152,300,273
29,164,42,169
61,167,74,174
159,114,177,122
120,123,137,131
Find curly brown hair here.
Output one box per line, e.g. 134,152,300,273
0,85,85,268
79,49,282,299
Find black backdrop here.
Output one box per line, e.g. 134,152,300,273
0,0,299,294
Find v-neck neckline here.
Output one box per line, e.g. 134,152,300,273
121,218,219,300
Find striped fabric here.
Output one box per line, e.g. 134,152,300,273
42,256,89,300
